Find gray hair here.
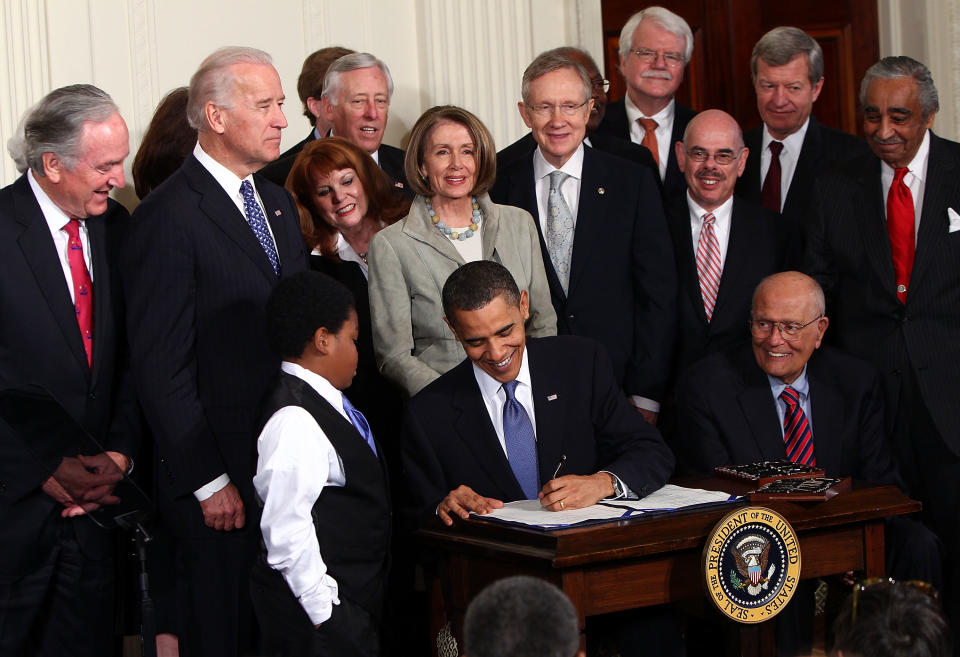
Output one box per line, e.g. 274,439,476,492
860,56,939,119
464,576,580,657
320,52,395,105
7,84,118,175
751,27,823,86
618,6,694,64
521,49,592,106
187,46,275,131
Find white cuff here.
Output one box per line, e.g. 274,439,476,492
193,473,230,501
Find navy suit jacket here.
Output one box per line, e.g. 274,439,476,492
804,132,960,456
676,344,901,487
595,98,696,200
402,336,675,519
666,195,791,379
122,155,309,532
489,145,676,402
0,174,135,572
737,117,869,232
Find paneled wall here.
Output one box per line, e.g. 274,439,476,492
0,0,955,206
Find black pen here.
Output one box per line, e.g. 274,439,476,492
552,455,567,479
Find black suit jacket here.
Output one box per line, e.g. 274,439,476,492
803,132,960,456
596,98,696,200
666,195,790,378
490,145,676,402
0,174,134,572
738,117,869,229
497,132,660,189
259,129,316,185
121,155,309,533
676,344,900,486
402,336,675,518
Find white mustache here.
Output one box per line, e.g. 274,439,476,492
641,70,673,81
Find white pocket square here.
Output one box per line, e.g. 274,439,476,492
949,207,960,233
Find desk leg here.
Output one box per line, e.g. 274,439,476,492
561,570,587,652
863,519,886,577
739,623,776,657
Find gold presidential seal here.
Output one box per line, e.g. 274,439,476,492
703,506,801,623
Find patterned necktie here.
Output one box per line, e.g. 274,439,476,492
780,386,815,466
239,179,280,275
637,117,659,168
695,212,722,321
62,219,93,368
341,395,378,457
545,170,574,294
887,167,915,304
502,380,539,499
761,141,784,212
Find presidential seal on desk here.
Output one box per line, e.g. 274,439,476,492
703,506,801,623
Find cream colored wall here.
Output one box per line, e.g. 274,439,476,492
0,0,602,209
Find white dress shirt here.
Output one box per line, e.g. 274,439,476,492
767,366,814,439
329,130,379,165
533,143,584,234
254,361,348,626
759,118,809,212
687,193,734,270
625,95,675,182
471,350,630,498
28,170,94,300
191,141,282,501
880,130,930,239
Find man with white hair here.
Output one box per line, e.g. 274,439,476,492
0,83,135,656
596,6,697,199
121,46,309,656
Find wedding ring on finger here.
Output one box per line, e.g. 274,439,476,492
560,500,565,510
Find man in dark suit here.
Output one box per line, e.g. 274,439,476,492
496,47,660,182
121,47,309,657
595,6,696,199
804,56,960,635
403,260,673,523
259,46,353,185
490,50,676,426
677,271,941,656
736,27,869,225
0,85,135,655
667,109,790,380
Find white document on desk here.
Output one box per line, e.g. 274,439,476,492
479,484,739,529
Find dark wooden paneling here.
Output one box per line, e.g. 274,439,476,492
600,0,878,136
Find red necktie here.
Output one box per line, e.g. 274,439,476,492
62,220,93,368
695,212,721,321
780,387,815,466
761,141,784,212
637,118,659,168
887,167,915,304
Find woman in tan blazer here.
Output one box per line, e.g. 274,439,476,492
368,106,556,396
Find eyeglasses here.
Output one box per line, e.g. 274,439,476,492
685,148,743,166
749,316,824,341
525,100,590,117
851,577,939,623
591,78,611,93
631,48,685,67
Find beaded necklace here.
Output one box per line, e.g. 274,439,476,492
426,196,482,241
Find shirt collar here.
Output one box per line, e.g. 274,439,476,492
533,142,584,181
27,169,75,232
472,346,533,404
624,94,675,124
880,129,930,183
280,361,345,414
767,365,810,401
193,142,254,200
762,116,810,153
329,130,380,165
686,192,734,226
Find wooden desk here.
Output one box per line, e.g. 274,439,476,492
418,477,920,656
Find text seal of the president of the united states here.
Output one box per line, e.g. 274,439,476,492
703,506,801,623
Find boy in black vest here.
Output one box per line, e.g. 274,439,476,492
251,270,390,656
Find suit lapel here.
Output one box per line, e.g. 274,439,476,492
911,133,954,293
735,356,787,460
402,196,465,266
667,198,708,328
185,157,279,283
86,214,113,383
12,177,89,375
712,199,750,323
806,353,842,472
512,154,565,302
568,148,607,296
526,341,565,485
783,118,824,216
855,158,897,295
449,364,525,501
255,173,300,270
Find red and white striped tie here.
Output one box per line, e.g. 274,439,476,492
696,212,722,321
